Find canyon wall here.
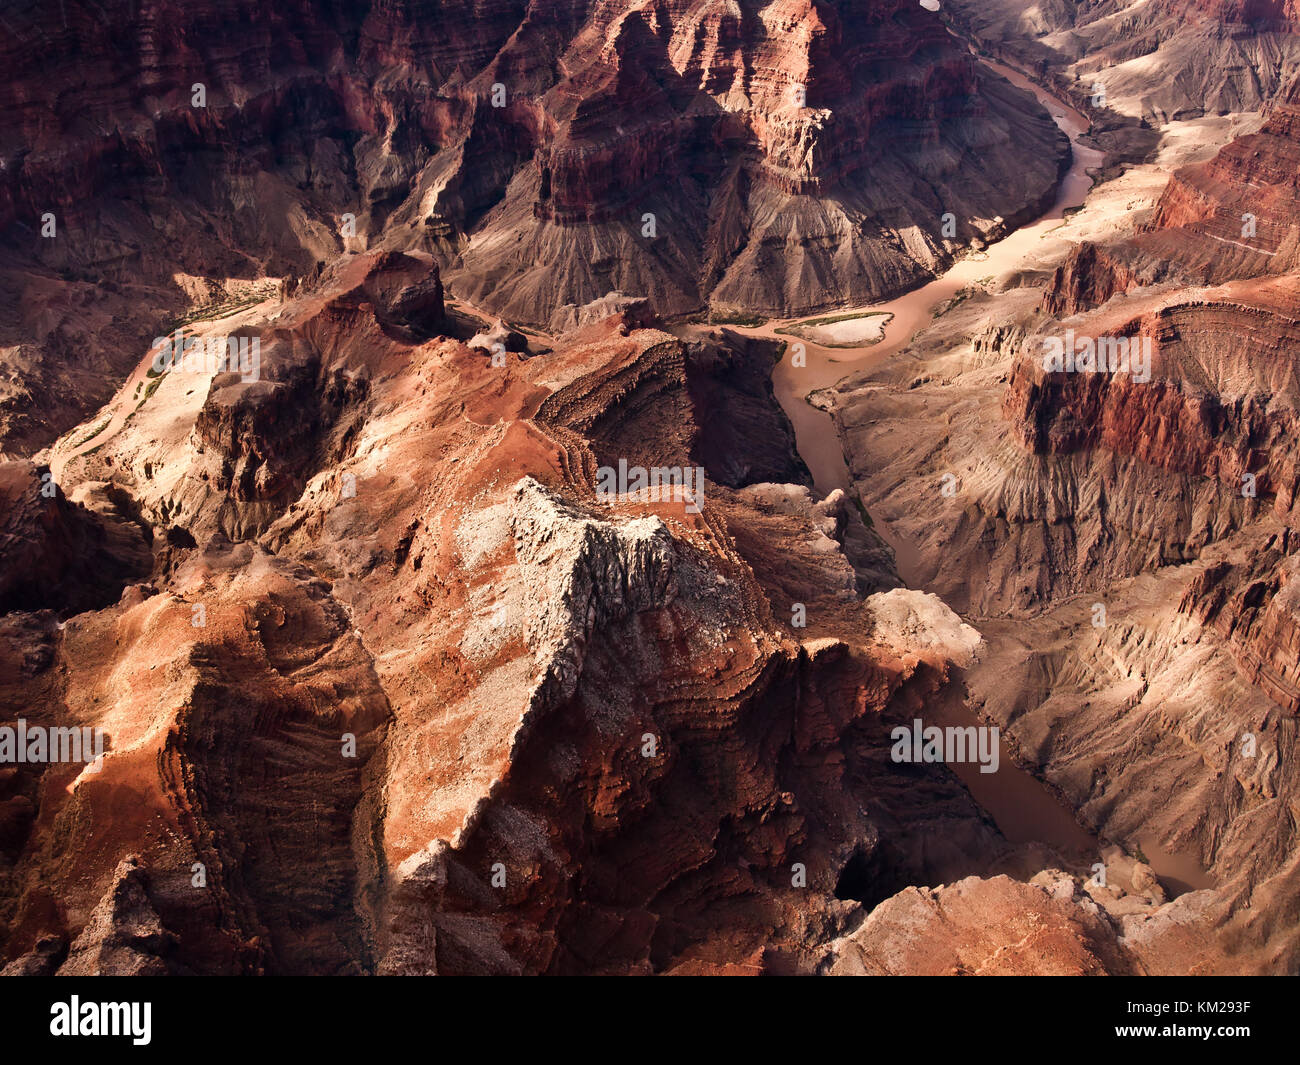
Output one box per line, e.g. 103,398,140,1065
944,0,1300,122
0,0,1067,452
827,62,1300,970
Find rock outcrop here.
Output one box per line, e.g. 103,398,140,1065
821,874,1137,975
2,242,1056,975
0,461,152,615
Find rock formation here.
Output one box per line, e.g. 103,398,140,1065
0,0,1068,453
0,250,1031,974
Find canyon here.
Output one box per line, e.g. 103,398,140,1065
0,0,1066,454
0,0,1297,976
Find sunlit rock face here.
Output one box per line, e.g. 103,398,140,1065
942,0,1300,121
